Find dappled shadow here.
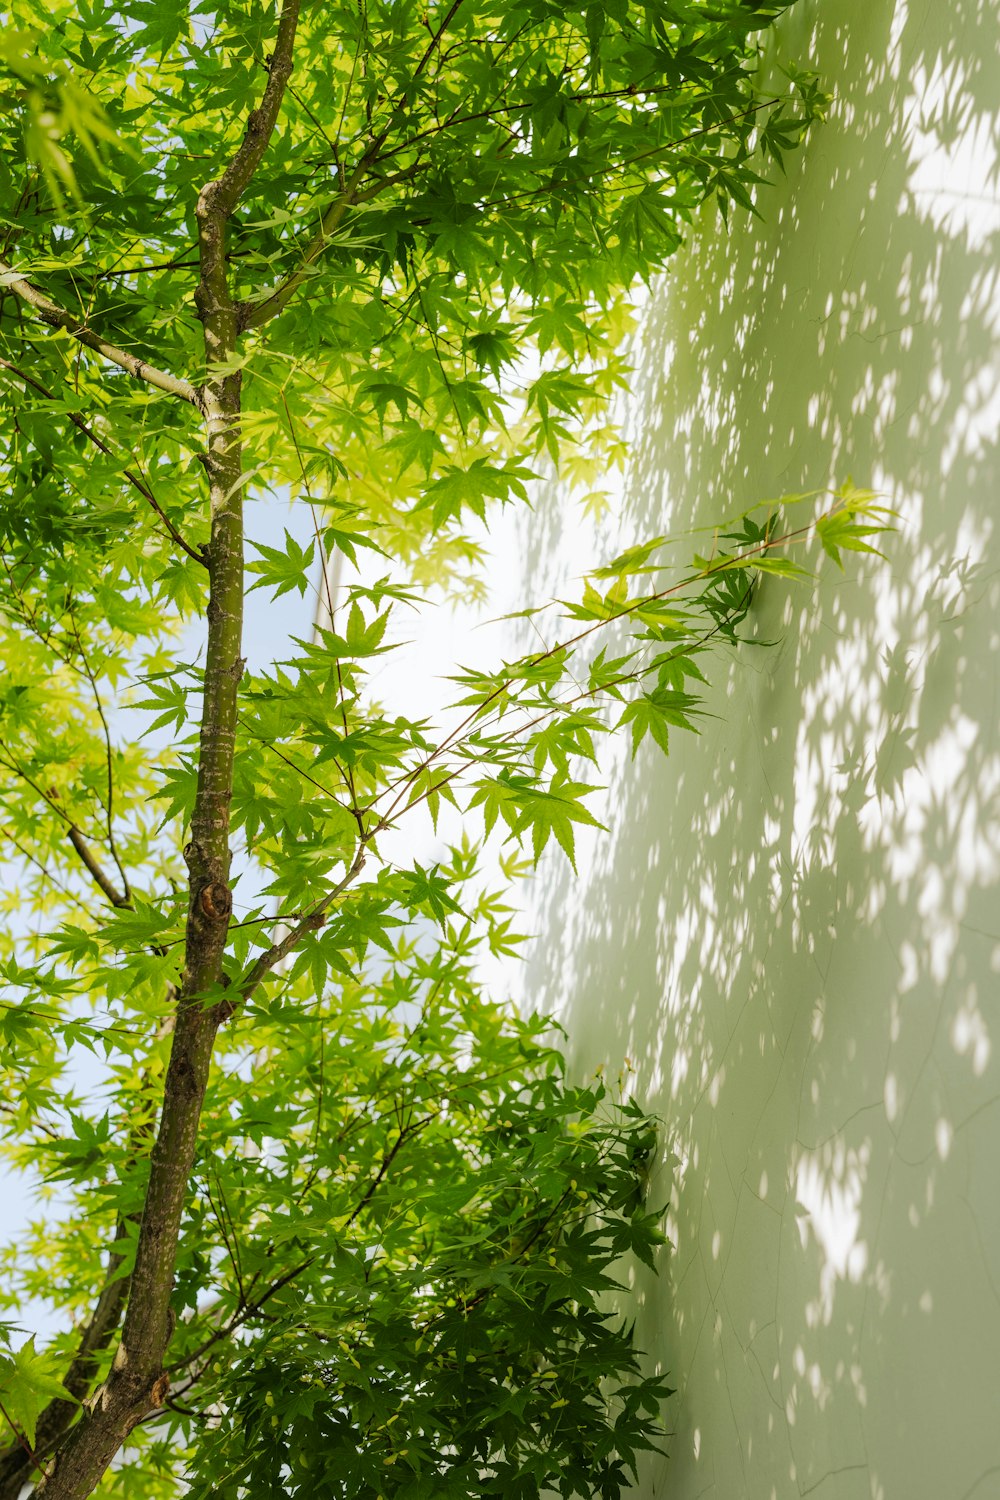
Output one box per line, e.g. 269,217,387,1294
519,0,1000,1495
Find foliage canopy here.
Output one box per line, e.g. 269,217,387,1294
0,1,889,1496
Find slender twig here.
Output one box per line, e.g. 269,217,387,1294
164,1258,314,1376
0,1399,35,1471
67,828,129,909
243,91,783,334
0,822,96,916
390,578,757,829
279,391,364,823
239,150,380,330
0,741,76,826
237,715,351,809
377,76,743,165
372,514,810,826
478,98,777,214
206,1175,247,1306
92,256,200,279
65,612,131,905
0,260,198,404
228,845,368,1016
284,1030,330,1212
409,0,469,85
0,359,207,566
347,1119,428,1226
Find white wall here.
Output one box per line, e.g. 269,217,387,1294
521,2,1000,1496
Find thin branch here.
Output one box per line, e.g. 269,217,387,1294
394,579,758,824
278,391,362,821
203,0,303,222
226,845,368,1018
477,98,777,215
0,741,76,827
67,828,129,909
0,1398,36,1478
0,359,208,566
92,256,200,279
164,1259,314,1377
377,75,722,165
65,612,131,905
7,769,132,911
0,260,198,404
410,0,469,85
206,1175,246,1306
347,1119,427,1225
239,151,379,330
0,821,96,917
372,514,812,828
244,90,783,332
294,1024,326,1208
237,716,353,811
332,26,365,161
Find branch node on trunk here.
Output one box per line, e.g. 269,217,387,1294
149,1374,171,1409
198,882,232,920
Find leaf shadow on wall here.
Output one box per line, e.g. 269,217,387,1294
517,1,1000,1496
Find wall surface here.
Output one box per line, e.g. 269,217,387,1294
520,2,1000,1496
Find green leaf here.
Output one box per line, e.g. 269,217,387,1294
618,688,703,759
247,530,315,599
0,1337,75,1446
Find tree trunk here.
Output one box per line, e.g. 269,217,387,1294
28,193,248,1500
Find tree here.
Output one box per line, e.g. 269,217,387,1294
0,2,889,1495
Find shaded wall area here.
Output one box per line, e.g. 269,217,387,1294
520,1,1000,1495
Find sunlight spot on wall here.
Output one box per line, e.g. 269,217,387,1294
708,1065,726,1107
672,1047,690,1096
887,0,909,68
850,1363,868,1410
902,61,1000,250
794,1142,870,1325
935,1117,953,1160
884,1072,899,1122
951,993,992,1075
941,364,1000,474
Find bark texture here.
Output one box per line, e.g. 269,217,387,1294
24,6,302,1495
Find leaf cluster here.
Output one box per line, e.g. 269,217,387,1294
0,2,869,1495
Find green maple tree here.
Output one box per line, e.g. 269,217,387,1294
0,2,889,1495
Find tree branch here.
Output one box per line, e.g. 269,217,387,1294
224,844,368,1019
0,1220,132,1500
0,359,208,566
410,0,469,84
66,612,132,906
0,1024,170,1500
239,153,378,330
242,92,779,332
27,5,303,1496
0,261,198,404
0,822,95,918
67,827,129,909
